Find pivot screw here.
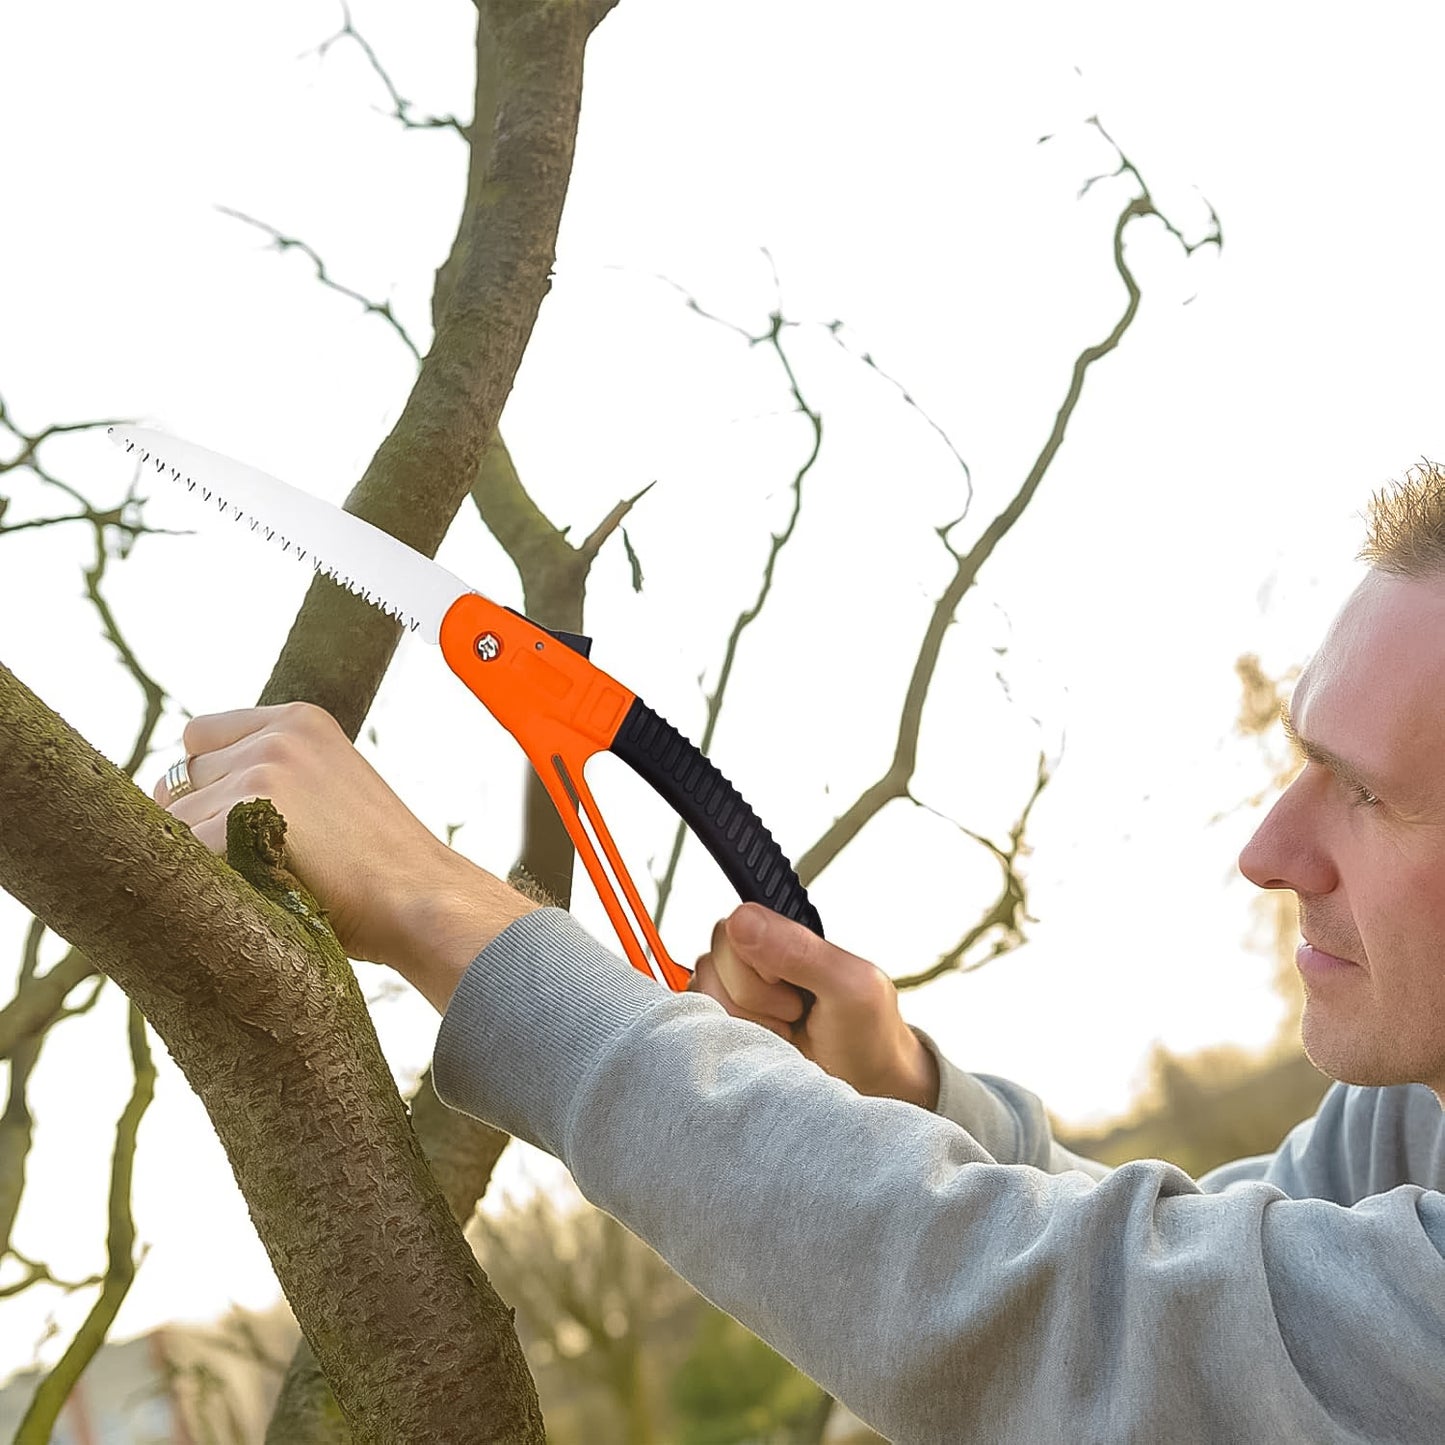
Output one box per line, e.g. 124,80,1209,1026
475,632,502,662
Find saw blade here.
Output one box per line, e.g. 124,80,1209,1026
110,426,473,644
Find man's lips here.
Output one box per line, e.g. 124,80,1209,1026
1296,942,1360,977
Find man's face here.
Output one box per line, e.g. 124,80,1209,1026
1239,569,1445,1102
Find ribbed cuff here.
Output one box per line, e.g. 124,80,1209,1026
912,1026,1036,1163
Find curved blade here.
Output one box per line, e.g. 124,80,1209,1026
110,426,473,644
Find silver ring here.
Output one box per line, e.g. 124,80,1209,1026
164,755,196,802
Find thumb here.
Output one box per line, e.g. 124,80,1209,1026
724,903,855,992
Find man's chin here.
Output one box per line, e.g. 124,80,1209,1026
1299,1008,1359,1084
1300,1016,1405,1090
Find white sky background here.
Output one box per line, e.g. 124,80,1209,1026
3,0,1444,1382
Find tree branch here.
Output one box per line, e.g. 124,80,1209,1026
258,0,608,733
216,208,423,363
653,303,822,926
308,1,469,138
0,920,47,1262
0,508,164,1432
796,137,1219,884
256,3,617,1432
15,1002,155,1443
1,495,170,1079
0,396,131,485
892,751,1052,990
468,433,651,903
0,946,92,1062
0,662,544,1440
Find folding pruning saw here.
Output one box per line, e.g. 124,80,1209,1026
110,426,823,989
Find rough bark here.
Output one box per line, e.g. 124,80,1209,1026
267,1072,515,1444
0,661,544,1440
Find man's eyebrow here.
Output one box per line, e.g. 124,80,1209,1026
1279,706,1386,795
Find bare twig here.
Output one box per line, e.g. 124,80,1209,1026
822,320,975,514
0,396,131,483
0,394,195,565
306,1,468,138
216,208,423,363
15,1003,156,1444
1,491,175,1083
796,128,1221,887
652,299,823,927
1076,117,1223,256
82,522,171,775
0,923,48,1261
0,1252,104,1300
892,751,1053,990
0,407,179,1425
0,937,108,1066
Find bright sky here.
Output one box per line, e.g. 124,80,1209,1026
4,0,1445,1384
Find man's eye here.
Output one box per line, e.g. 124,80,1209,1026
1349,782,1382,808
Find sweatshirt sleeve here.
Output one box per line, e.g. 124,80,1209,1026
433,910,1445,1445
915,1029,1111,1180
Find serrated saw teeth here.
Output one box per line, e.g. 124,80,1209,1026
115,428,422,635
110,427,448,640
310,560,419,632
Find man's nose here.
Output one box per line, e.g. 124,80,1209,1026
1238,774,1336,896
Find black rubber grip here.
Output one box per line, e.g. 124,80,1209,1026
611,697,823,936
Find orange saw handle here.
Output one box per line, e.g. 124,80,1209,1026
438,591,823,988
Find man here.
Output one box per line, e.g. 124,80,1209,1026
157,471,1445,1442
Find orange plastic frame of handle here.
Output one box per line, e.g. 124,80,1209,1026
438,591,693,991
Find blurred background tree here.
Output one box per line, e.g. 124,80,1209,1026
465,1176,876,1445
1059,652,1320,1177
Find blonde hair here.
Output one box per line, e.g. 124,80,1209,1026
1360,460,1445,577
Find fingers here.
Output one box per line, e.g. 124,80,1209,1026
151,749,217,806
142,700,468,970
150,703,337,853
180,812,228,855
162,759,260,831
689,952,795,1041
724,903,867,997
156,756,267,859
721,903,903,1041
152,703,336,805
182,703,326,758
699,905,939,1108
703,915,809,1023
696,904,877,1028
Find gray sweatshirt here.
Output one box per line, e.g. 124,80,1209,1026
433,909,1445,1444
